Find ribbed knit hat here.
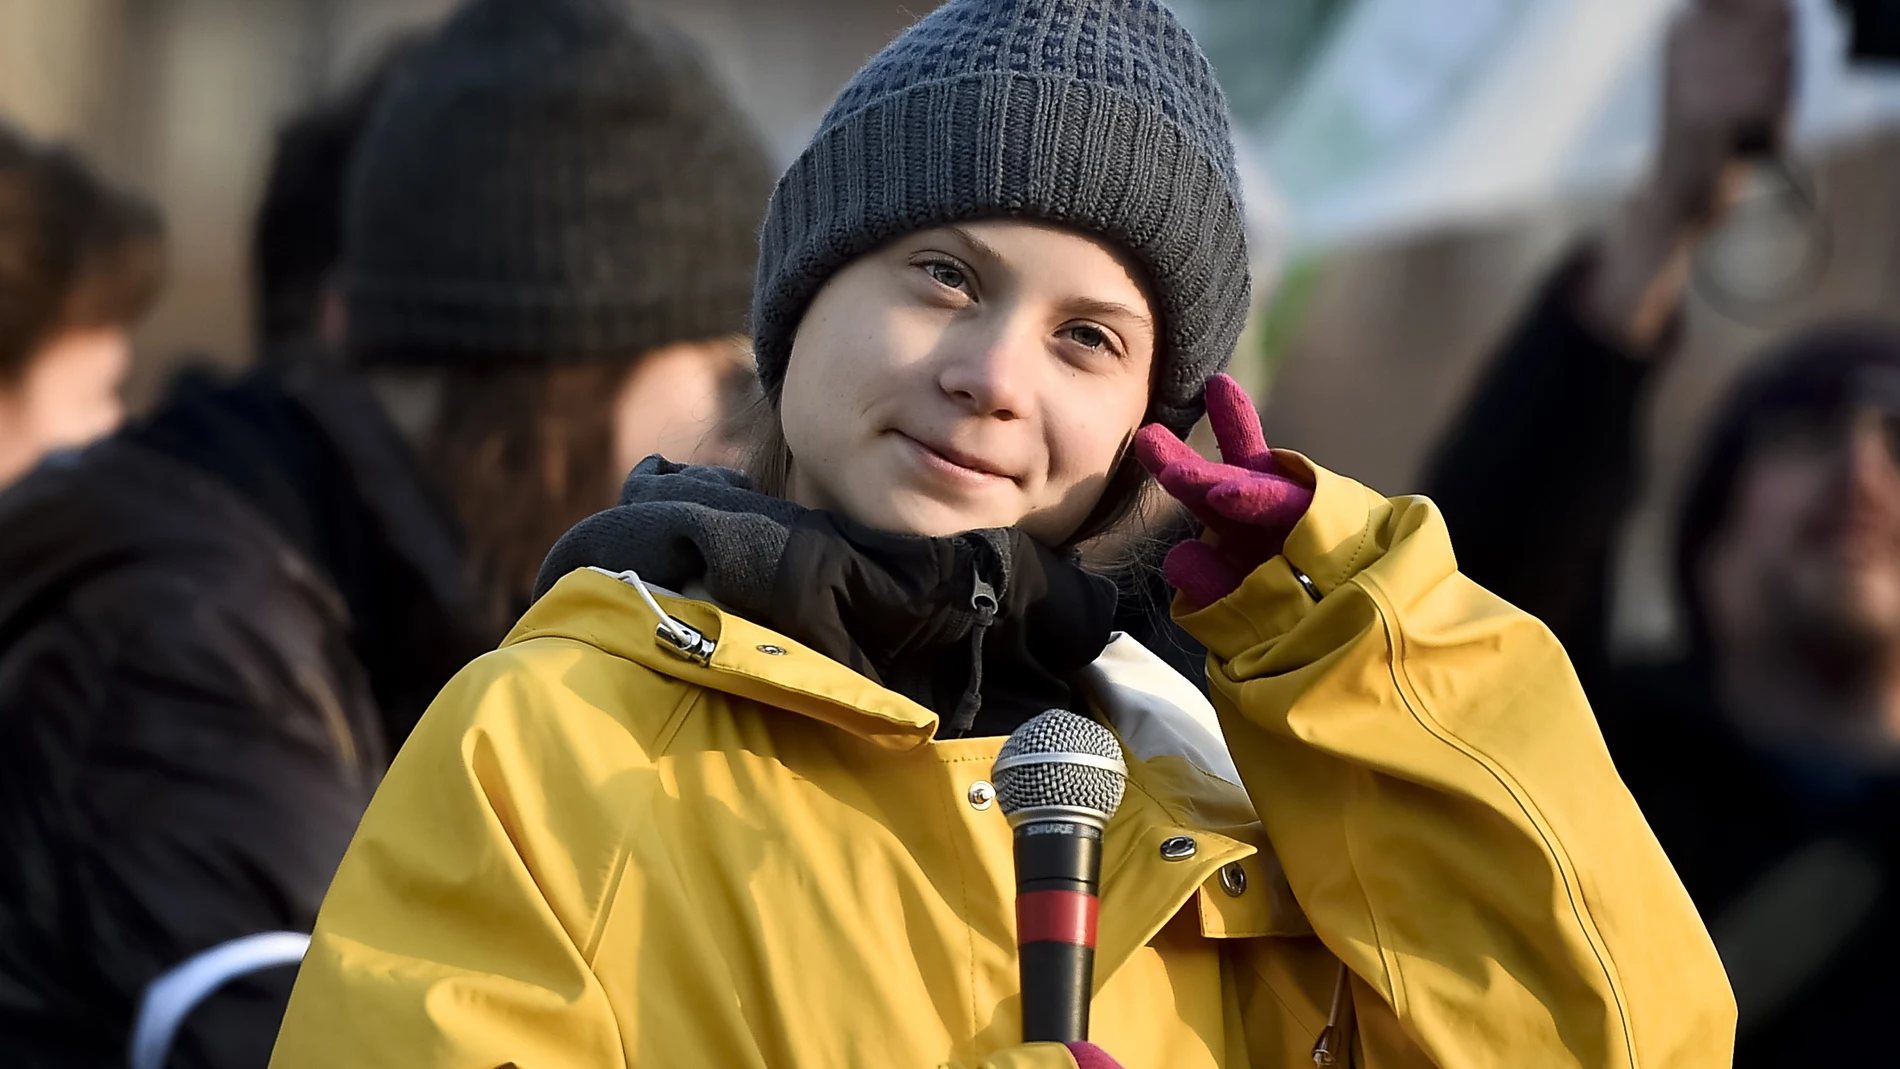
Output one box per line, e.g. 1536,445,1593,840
344,0,773,363
753,0,1250,435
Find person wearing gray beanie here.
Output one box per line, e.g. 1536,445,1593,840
274,1,1727,1066
752,0,1250,439
722,0,1257,558
344,0,775,619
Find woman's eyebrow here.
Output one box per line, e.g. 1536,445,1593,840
1066,296,1153,332
940,224,1005,268
933,226,1151,331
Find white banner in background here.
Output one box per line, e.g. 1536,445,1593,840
1174,0,1900,251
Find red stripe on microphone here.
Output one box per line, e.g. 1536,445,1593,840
1017,890,1099,947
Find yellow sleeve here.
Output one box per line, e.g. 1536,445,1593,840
268,639,665,1069
1178,453,1735,1068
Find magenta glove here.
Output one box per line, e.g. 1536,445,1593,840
1133,374,1314,609
1063,1042,1125,1069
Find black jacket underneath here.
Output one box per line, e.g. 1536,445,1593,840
0,366,486,1068
1424,264,1900,1065
1598,660,1900,1060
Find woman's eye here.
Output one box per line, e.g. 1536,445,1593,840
925,263,968,290
1065,325,1109,350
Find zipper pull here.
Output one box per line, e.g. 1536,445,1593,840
970,565,999,619
945,563,999,738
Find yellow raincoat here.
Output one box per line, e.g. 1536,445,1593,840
269,455,1733,1067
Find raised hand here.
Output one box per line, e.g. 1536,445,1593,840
1656,0,1795,223
1133,374,1313,609
1586,0,1795,347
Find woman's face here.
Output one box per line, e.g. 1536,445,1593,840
779,220,1156,543
0,327,129,488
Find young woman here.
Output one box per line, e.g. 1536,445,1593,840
269,1,1733,1065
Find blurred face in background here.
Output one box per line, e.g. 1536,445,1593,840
0,326,131,488
777,220,1156,544
611,336,755,474
1705,401,1900,663
0,124,162,492
369,335,761,624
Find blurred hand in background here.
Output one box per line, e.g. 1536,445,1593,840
1588,0,1796,348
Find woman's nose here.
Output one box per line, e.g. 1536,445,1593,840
937,323,1035,421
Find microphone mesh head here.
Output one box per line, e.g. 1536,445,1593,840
993,710,1127,820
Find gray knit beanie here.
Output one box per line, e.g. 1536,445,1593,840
344,0,773,363
753,0,1250,434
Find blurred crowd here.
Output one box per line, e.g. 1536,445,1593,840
0,0,1894,1066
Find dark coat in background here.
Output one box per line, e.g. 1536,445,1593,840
1424,268,1900,1067
0,364,487,1069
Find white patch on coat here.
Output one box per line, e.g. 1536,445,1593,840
1077,633,1242,788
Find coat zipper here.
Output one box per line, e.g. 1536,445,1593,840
943,563,998,737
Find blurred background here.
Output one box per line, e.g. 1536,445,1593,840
4,0,1899,651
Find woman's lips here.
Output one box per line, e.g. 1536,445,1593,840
893,432,1015,484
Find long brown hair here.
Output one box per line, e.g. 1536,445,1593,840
420,360,636,625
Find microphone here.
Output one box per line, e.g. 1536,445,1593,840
992,710,1128,1044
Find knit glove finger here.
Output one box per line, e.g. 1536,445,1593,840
1063,1042,1126,1069
1206,469,1310,521
1135,374,1313,608
1134,423,1282,535
1131,415,1237,532
1159,537,1250,610
1202,373,1275,473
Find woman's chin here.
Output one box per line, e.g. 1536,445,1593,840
839,486,1020,538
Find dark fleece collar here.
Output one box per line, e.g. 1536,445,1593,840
535,457,1117,737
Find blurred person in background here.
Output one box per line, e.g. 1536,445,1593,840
0,0,771,1065
348,0,767,625
0,120,163,489
1422,0,1900,1061
249,37,419,365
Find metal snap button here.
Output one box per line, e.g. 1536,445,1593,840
967,780,996,811
1219,861,1247,897
1159,835,1197,860
756,644,787,656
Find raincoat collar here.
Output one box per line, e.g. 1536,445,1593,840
534,458,1117,735
512,567,1242,782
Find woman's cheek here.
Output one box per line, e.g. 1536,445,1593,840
1040,419,1109,500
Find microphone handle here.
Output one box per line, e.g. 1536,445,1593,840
1020,942,1093,1042
1014,822,1103,1043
